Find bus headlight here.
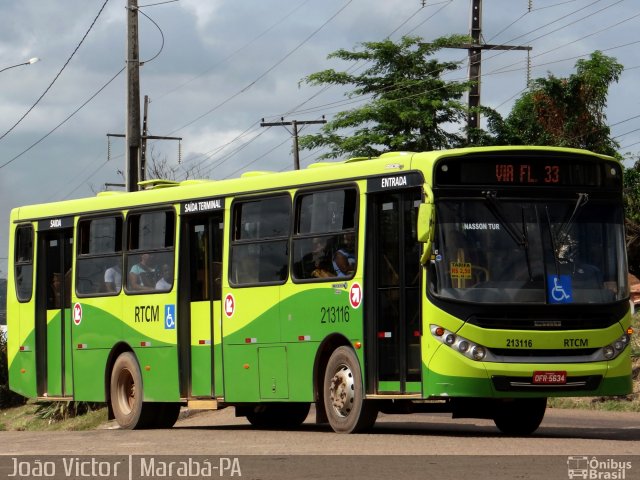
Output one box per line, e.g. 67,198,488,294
614,333,629,351
600,332,632,360
431,325,489,362
471,345,486,361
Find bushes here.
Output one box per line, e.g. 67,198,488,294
1,330,102,422
0,330,27,409
35,401,102,422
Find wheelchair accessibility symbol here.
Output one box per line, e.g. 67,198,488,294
547,275,572,304
165,304,176,329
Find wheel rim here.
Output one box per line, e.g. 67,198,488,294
329,363,355,418
116,367,135,416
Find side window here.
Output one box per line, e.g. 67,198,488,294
230,196,290,286
14,225,34,302
126,210,175,293
76,216,123,296
292,188,358,281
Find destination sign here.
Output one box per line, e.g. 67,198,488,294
38,217,74,231
181,198,224,215
435,153,621,189
367,172,423,192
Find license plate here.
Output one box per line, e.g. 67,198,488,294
532,371,567,384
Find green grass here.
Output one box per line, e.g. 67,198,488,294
548,313,640,413
0,316,637,428
0,401,107,431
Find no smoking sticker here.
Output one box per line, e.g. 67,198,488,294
349,283,362,309
73,303,83,326
224,293,235,318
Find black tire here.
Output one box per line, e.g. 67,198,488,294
149,402,181,429
109,352,154,429
323,346,378,433
246,402,310,428
493,398,547,435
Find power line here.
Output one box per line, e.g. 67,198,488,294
281,1,614,122
198,127,270,179
260,117,326,170
281,5,638,122
489,10,640,75
183,0,465,177
165,0,353,137
0,67,125,172
0,0,111,143
60,0,640,192
139,0,178,7
222,136,292,180
479,0,612,65
137,6,165,64
405,1,455,35
153,0,313,102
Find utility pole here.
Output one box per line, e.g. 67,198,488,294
448,0,531,143
260,117,326,170
140,95,149,182
126,0,141,192
139,95,182,182
108,95,182,185
117,5,182,190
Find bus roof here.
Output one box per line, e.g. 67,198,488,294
10,146,614,223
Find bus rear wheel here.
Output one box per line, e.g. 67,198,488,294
493,398,547,435
323,346,377,433
246,402,310,428
149,403,181,428
110,352,154,429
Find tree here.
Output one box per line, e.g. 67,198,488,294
93,147,203,193
145,146,204,182
486,51,623,156
299,35,472,159
624,155,640,276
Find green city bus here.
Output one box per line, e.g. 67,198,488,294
6,146,633,434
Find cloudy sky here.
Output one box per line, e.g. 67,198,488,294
0,0,638,275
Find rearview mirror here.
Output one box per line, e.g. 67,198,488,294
417,203,434,243
418,203,435,264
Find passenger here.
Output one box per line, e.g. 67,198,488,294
155,264,173,291
309,238,334,278
333,232,356,277
48,272,62,308
104,263,122,293
128,253,155,291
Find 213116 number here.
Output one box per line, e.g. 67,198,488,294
320,306,350,324
506,338,533,348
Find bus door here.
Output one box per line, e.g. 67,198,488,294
35,218,74,398
178,199,224,399
365,176,422,394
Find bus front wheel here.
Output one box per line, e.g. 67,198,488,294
323,346,377,433
110,352,153,429
493,398,547,435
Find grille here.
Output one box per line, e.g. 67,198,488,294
489,348,598,358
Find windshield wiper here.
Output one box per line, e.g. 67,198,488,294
521,206,534,282
546,193,589,277
555,193,589,247
482,191,526,247
483,191,533,281
546,206,560,277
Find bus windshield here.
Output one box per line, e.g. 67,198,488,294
431,195,628,304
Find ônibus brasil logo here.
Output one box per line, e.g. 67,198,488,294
567,456,632,479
